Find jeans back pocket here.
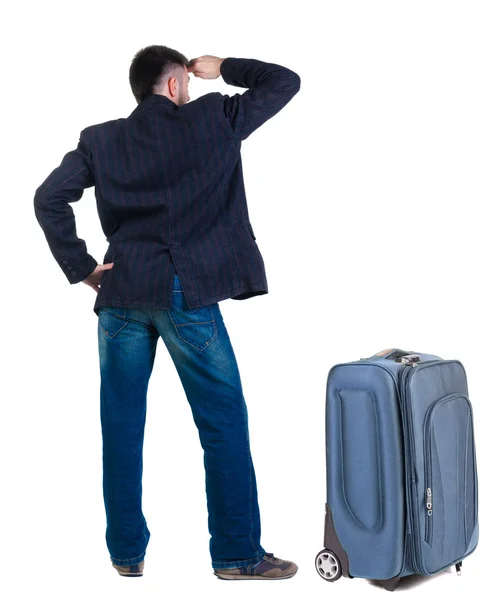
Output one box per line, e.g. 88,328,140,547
98,307,128,339
168,291,217,351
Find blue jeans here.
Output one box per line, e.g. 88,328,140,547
97,274,266,569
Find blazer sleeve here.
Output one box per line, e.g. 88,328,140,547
33,128,98,284
218,57,301,141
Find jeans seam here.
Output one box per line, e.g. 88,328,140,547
243,398,259,555
148,307,157,330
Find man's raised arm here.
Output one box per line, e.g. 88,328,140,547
218,57,301,140
188,55,301,141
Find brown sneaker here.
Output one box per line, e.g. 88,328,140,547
214,553,298,580
112,560,144,576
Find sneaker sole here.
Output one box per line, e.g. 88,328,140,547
214,571,297,580
112,565,144,577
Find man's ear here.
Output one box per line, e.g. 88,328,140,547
166,76,175,96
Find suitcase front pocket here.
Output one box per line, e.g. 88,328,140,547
423,393,477,559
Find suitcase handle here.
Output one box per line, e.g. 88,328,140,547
394,353,420,364
365,348,415,361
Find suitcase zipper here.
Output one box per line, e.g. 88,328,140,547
399,362,422,573
399,359,443,575
425,487,433,545
423,392,474,549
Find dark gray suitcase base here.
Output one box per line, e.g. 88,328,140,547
316,503,464,591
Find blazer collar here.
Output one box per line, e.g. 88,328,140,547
129,94,177,117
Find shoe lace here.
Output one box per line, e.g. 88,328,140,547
264,552,279,563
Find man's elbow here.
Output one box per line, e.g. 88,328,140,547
291,72,301,92
33,187,51,222
33,178,52,210
33,190,44,216
33,190,41,213
282,71,301,96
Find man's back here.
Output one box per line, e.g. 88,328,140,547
34,57,301,315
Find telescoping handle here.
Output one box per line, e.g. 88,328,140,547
362,348,420,363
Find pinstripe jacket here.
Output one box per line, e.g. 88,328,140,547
34,57,301,315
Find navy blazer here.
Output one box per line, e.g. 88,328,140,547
34,57,301,315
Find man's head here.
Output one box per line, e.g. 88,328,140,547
129,45,190,106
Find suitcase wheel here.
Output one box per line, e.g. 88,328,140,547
315,548,342,582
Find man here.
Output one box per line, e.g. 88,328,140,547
34,46,301,580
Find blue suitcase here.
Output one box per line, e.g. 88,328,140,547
315,348,479,591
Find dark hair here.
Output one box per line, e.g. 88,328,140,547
129,45,189,104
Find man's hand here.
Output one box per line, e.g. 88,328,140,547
83,262,114,292
187,55,225,80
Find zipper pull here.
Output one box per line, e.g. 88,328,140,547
426,487,432,514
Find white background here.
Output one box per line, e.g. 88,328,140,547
2,0,488,598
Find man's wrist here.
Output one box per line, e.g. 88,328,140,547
64,254,98,284
219,57,229,76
